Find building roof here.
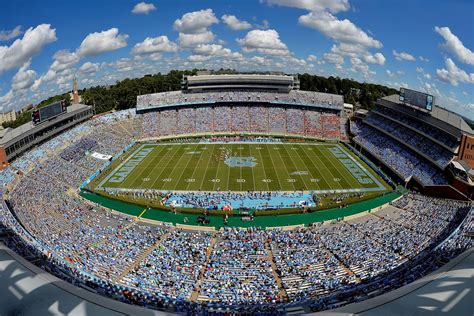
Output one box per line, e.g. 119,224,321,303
0,104,90,146
382,94,473,135
185,74,295,83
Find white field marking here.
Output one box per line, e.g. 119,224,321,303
287,178,296,182
310,178,320,182
210,178,220,183
173,143,201,189
98,143,151,189
252,145,269,191
162,178,172,182
334,178,341,182
143,178,150,182
337,145,386,191
262,179,272,183
198,144,217,190
184,144,208,191
236,179,246,183
185,178,195,183
312,145,344,190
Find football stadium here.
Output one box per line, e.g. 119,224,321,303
0,72,472,315
0,2,473,315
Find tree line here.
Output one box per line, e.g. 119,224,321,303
3,69,398,129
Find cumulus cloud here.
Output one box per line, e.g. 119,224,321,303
12,62,37,91
76,28,128,57
435,26,474,65
173,9,218,34
132,2,156,14
436,58,474,86
79,61,99,74
221,14,251,30
0,24,57,73
362,52,385,65
299,11,381,49
0,89,13,105
267,0,350,14
131,35,178,55
0,25,23,41
307,54,317,61
178,31,215,48
237,29,290,56
393,50,415,61
49,50,80,72
191,44,243,60
266,0,382,78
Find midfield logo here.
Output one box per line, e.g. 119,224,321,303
224,156,257,167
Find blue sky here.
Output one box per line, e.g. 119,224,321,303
0,0,473,118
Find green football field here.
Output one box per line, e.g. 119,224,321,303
95,142,389,193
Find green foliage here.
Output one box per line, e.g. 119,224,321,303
298,73,398,109
1,111,31,129
36,93,71,109
81,70,197,113
3,70,399,129
2,93,71,129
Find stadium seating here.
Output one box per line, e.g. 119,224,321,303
0,107,471,314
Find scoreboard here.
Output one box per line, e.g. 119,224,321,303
32,100,67,125
399,88,434,111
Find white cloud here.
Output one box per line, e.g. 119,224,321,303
0,25,23,41
419,56,429,62
12,62,37,91
132,2,156,14
267,0,350,14
250,56,267,64
237,29,290,56
76,28,128,57
436,58,474,86
435,26,474,65
0,89,14,107
79,61,99,74
299,11,381,49
416,67,424,73
307,54,317,61
188,44,243,63
178,31,215,48
131,35,178,54
221,14,251,30
386,69,404,77
173,9,218,34
362,52,385,65
187,55,211,62
0,24,57,73
49,50,80,72
323,52,344,65
350,57,374,77
392,50,415,61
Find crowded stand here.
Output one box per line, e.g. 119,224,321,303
137,105,342,140
136,90,343,112
0,80,472,314
364,113,453,167
354,122,448,186
373,104,459,150
1,159,471,313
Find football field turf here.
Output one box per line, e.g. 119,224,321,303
95,142,389,193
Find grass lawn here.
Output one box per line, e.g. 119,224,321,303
93,142,389,194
